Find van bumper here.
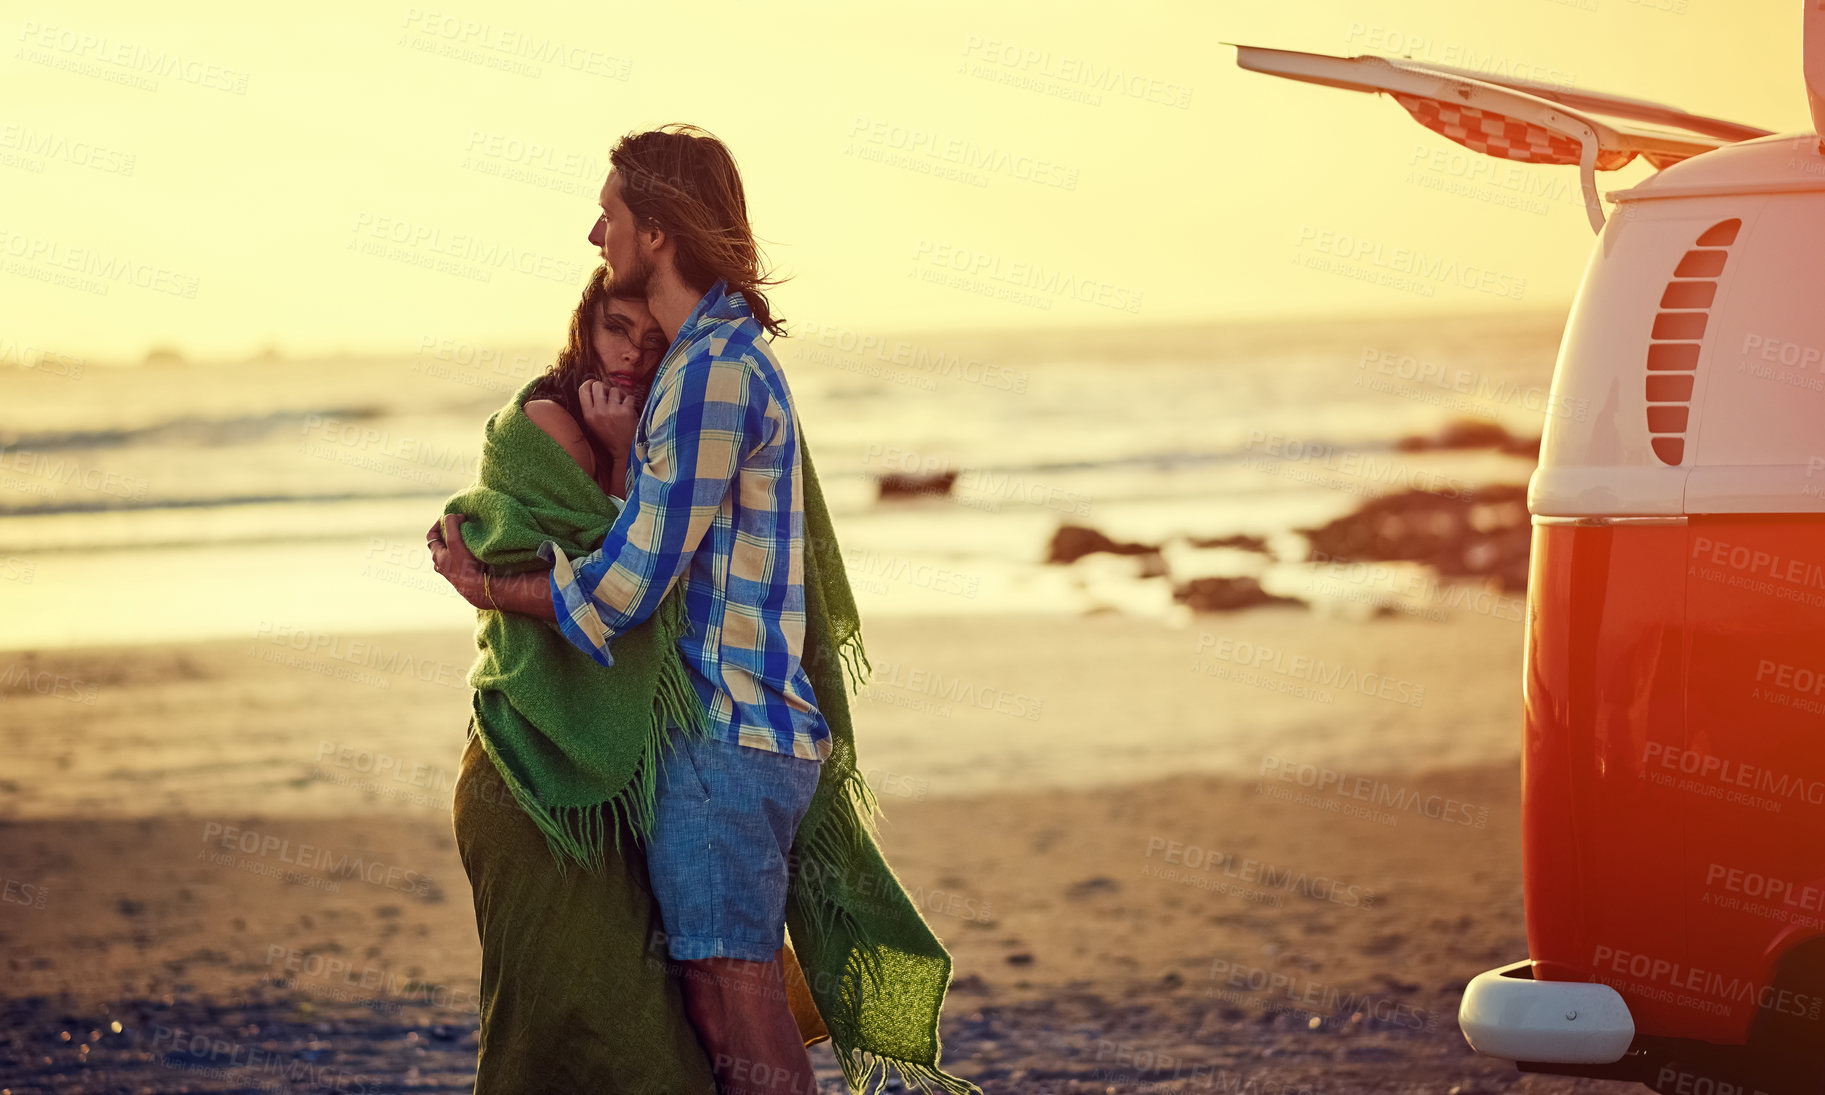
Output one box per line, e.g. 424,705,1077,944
1458,960,1635,1064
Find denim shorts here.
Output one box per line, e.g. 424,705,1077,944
644,728,823,962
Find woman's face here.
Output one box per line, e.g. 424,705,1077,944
590,295,668,392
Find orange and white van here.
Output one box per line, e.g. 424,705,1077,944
1237,11,1825,1090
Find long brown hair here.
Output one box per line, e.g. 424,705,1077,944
610,123,787,338
528,264,643,475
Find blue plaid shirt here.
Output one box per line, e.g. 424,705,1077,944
536,281,831,760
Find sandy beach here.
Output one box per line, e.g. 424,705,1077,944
0,606,1620,1094
0,298,1582,1092
8,0,1785,1088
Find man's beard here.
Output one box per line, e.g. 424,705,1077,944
613,246,655,298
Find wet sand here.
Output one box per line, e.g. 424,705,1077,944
0,610,1618,1094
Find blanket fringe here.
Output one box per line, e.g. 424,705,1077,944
475,590,710,877
810,933,977,1095
791,620,885,957
838,1050,981,1095
836,628,872,694
792,769,887,976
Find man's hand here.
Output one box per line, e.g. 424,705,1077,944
580,377,640,457
427,513,560,621
427,513,489,608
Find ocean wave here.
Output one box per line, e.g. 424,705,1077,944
0,405,387,453
0,487,440,520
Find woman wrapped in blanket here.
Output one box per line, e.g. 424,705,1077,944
450,264,827,1094
519,264,666,502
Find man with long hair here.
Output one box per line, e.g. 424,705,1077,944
437,124,831,1093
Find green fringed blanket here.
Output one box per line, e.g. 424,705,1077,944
445,376,978,1094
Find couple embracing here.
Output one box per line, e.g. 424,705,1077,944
426,125,976,1095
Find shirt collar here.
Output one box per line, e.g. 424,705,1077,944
650,280,751,398
675,278,751,341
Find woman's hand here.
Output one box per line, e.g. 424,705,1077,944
427,513,489,609
580,377,640,458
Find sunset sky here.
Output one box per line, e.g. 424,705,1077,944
3,0,1806,361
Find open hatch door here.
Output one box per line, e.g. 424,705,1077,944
1228,45,1775,232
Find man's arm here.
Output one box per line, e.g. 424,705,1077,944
539,351,753,666
426,513,557,620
